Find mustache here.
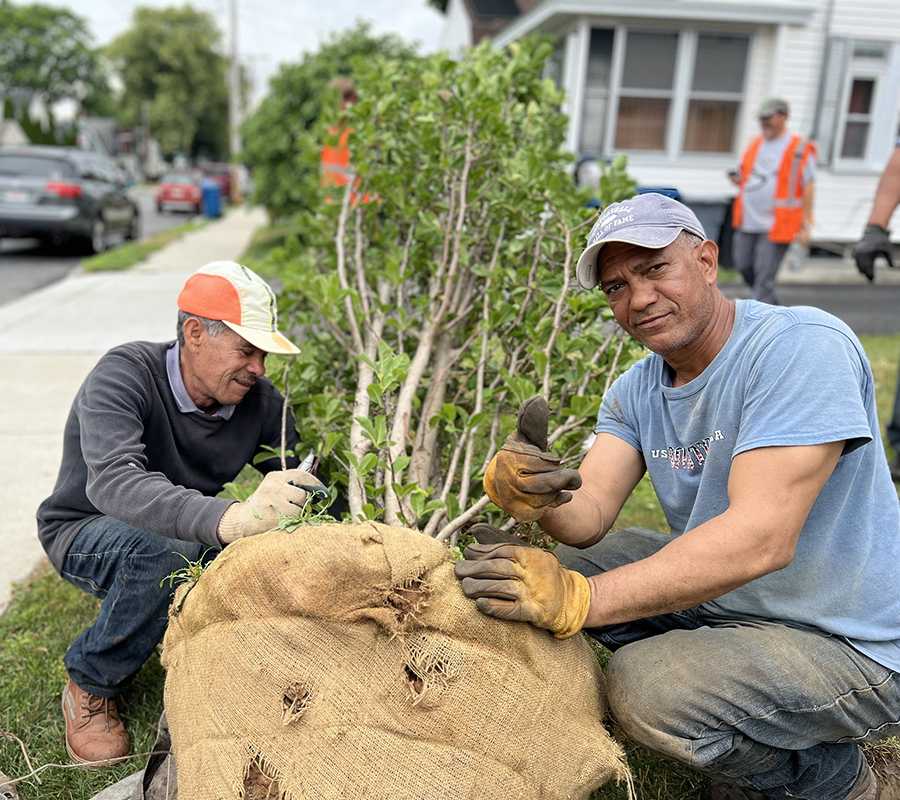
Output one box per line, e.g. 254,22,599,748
630,310,668,326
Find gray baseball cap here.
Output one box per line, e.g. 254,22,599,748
757,97,789,118
576,193,707,290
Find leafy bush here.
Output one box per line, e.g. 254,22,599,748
263,38,641,540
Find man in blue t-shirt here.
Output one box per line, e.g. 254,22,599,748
456,193,900,800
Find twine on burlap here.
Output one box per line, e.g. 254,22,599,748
162,522,631,800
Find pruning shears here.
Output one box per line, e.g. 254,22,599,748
290,451,328,498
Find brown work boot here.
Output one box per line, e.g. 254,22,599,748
869,758,900,800
61,678,130,767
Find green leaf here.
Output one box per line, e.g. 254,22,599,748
359,453,378,476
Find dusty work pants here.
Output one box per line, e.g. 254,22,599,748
556,528,900,800
732,230,789,305
60,516,218,698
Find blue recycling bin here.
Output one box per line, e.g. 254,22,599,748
201,179,222,218
636,186,681,200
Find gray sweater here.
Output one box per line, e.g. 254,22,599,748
37,340,300,571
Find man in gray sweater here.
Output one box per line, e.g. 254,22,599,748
37,261,319,767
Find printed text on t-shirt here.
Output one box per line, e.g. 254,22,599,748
650,430,725,471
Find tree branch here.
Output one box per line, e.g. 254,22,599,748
435,494,490,542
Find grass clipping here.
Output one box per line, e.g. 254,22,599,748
161,522,630,799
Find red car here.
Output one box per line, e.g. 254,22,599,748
156,172,202,213
198,162,232,202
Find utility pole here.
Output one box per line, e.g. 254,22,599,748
141,100,151,180
228,0,242,202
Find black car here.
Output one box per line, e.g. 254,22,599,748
0,145,140,254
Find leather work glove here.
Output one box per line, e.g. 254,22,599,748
853,224,894,282
217,469,322,544
454,523,591,639
483,396,583,522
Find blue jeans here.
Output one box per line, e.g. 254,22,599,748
61,516,218,698
557,528,900,800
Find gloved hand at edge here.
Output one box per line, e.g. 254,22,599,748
217,469,321,544
454,523,591,639
853,224,894,282
483,396,583,523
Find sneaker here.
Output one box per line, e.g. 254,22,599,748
0,771,18,800
61,678,130,767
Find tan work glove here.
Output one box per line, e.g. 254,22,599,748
454,523,591,639
217,469,320,544
483,396,582,522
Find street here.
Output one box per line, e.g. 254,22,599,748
2,197,899,335
720,281,900,335
0,186,198,307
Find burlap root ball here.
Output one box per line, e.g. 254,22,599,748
161,521,630,800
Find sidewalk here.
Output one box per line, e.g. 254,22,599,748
0,205,268,613
766,251,900,285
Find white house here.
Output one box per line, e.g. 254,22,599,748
441,0,900,245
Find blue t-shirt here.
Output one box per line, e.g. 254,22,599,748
596,299,900,671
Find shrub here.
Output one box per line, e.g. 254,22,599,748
264,38,641,540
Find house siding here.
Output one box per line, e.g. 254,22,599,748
597,2,900,242
831,1,900,40
440,0,474,59
441,0,900,241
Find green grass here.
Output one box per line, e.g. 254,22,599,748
81,219,208,272
239,220,304,266
0,568,165,799
1,335,898,799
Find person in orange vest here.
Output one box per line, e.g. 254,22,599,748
319,77,370,206
730,98,817,305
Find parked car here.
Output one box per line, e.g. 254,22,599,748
156,171,203,213
198,162,232,201
0,145,140,254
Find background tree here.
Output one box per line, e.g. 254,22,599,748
0,0,109,102
261,38,639,540
240,22,413,220
105,5,228,160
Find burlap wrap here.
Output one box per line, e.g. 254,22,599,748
161,522,629,799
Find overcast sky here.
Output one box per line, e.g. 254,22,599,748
61,0,446,105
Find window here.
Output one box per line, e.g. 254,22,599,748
614,32,678,151
683,34,748,153
544,40,565,89
579,29,613,155
835,41,890,163
840,78,876,159
578,26,750,157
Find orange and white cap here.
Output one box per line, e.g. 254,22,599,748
177,261,300,355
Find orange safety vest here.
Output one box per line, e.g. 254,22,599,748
732,134,817,244
320,126,370,205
